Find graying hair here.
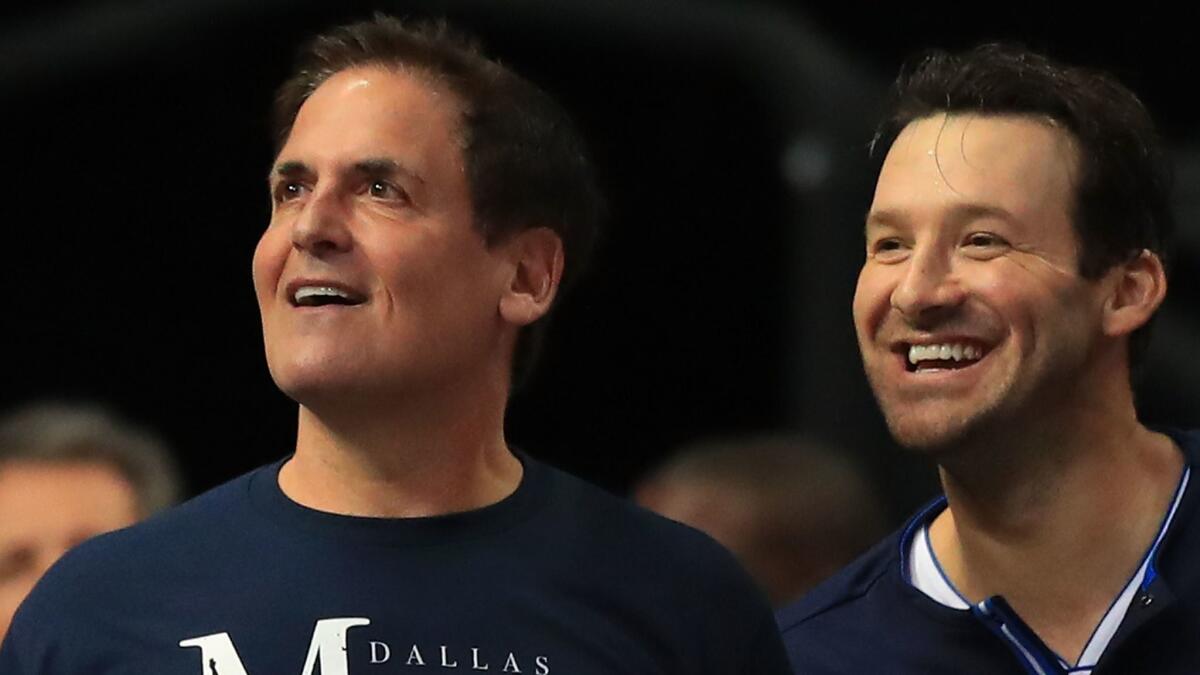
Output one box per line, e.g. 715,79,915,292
0,403,181,516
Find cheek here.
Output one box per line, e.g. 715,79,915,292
852,268,890,339
252,226,288,303
966,267,1013,298
378,232,494,302
975,268,1086,339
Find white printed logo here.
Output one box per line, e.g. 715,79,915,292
179,617,368,675
179,617,550,673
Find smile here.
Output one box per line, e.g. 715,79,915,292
287,282,368,308
903,341,988,373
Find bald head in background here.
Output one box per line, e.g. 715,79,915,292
635,435,887,607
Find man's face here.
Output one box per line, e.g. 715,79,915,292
0,460,138,639
254,67,511,406
854,113,1108,451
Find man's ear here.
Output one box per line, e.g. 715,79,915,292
1101,249,1167,338
498,227,564,327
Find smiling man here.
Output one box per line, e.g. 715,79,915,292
779,45,1199,673
0,16,789,674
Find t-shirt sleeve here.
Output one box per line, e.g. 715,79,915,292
681,534,793,675
1,600,41,674
743,608,794,675
0,546,103,674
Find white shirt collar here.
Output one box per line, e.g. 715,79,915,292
906,465,1190,669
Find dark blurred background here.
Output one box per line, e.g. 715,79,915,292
3,0,1198,526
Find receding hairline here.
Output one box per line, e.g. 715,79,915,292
275,62,471,154
868,111,1083,227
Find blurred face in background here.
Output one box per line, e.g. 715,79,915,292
0,460,139,640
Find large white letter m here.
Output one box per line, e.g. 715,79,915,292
179,617,370,675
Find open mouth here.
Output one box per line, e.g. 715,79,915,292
289,285,367,308
901,341,988,373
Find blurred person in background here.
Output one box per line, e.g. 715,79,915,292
635,435,887,607
0,402,180,640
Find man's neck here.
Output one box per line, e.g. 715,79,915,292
928,415,1183,663
277,374,523,518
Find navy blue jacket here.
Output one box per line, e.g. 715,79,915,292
779,429,1200,674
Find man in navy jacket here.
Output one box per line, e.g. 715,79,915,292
780,44,1198,673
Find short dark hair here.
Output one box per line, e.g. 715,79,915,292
873,44,1173,367
272,15,603,386
0,403,181,517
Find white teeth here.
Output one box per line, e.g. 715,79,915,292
293,286,351,302
907,342,984,365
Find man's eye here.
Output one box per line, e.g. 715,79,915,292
869,238,908,261
369,180,404,200
274,182,306,202
965,232,1004,247
960,232,1011,260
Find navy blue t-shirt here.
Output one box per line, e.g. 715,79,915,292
0,454,789,674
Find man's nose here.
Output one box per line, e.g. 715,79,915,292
889,247,966,325
291,191,353,256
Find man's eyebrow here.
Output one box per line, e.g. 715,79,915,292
864,208,904,233
267,158,427,186
269,160,311,183
945,203,1018,226
863,203,1019,233
350,158,425,184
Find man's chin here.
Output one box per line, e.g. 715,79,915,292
272,367,432,418
883,411,979,456
270,366,371,409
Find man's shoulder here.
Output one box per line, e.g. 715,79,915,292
537,459,741,564
84,463,265,549
1168,427,1200,465
775,528,986,673
534,458,775,613
15,465,266,612
1,464,271,670
530,460,791,672
777,529,901,634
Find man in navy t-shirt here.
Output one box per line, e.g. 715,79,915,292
0,15,789,675
779,44,1199,673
